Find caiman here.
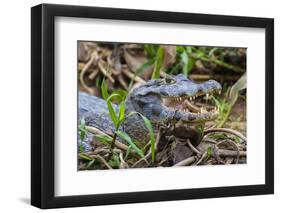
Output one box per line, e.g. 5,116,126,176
78,74,221,152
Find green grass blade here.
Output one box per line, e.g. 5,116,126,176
101,78,109,100
94,134,112,147
111,89,128,103
107,101,118,128
180,50,195,77
144,44,158,58
86,159,96,169
125,145,132,160
151,47,164,79
79,153,93,161
106,93,123,128
108,152,120,168
118,101,125,124
116,131,144,159
135,59,154,75
138,115,156,163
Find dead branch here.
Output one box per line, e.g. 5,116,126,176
186,139,202,155
119,152,129,169
88,69,99,80
92,154,113,169
217,149,246,157
97,60,115,83
194,151,208,166
122,68,146,84
216,139,240,164
172,156,196,167
79,52,97,92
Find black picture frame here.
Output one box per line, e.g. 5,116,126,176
31,3,274,209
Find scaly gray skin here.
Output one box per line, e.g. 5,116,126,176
79,74,221,152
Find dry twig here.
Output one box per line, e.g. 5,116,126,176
172,156,196,167
204,128,247,142
216,139,240,164
122,68,146,84
80,52,98,92
186,139,202,155
194,151,208,166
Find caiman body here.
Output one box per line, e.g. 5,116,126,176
79,74,221,152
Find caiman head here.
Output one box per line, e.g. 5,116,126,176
125,74,222,125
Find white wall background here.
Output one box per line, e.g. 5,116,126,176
0,0,279,212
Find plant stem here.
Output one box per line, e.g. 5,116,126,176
217,106,232,128
111,132,117,150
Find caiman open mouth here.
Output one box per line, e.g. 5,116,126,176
162,89,221,122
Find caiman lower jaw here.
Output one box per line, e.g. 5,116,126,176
162,92,220,122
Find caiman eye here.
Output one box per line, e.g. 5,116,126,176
165,78,176,84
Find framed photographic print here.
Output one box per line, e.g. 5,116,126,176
31,3,274,209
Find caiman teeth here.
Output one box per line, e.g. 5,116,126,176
166,90,222,102
200,107,208,113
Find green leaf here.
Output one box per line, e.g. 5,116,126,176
209,133,227,140
186,46,194,53
95,75,102,88
139,115,156,163
118,101,126,124
111,89,128,103
151,47,164,79
168,63,180,75
181,50,195,77
79,145,85,153
176,46,185,53
94,134,112,147
196,50,205,58
86,159,95,169
106,93,122,128
125,145,132,160
187,58,195,73
79,153,93,161
195,123,204,137
108,152,120,168
136,59,154,75
228,73,246,106
79,128,86,141
233,136,241,144
207,146,213,158
181,51,188,64
116,131,144,159
144,44,158,58
208,47,218,57
107,102,118,128
101,78,109,100
106,93,125,129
